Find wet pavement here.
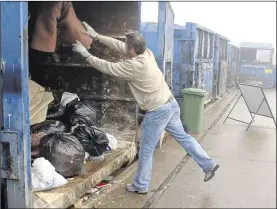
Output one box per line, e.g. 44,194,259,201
153,89,276,208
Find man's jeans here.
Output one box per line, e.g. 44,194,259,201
133,97,215,190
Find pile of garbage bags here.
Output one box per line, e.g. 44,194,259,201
30,80,118,186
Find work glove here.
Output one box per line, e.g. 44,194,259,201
81,22,99,39
72,40,91,58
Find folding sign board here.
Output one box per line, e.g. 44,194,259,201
224,83,276,131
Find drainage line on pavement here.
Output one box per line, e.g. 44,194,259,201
141,93,239,209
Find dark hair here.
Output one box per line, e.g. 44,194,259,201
126,31,146,55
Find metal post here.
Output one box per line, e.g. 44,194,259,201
261,88,277,127
245,98,265,131
223,94,242,124
0,2,32,208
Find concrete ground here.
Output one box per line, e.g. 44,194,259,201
85,88,276,208
153,89,276,208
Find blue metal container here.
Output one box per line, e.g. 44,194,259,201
227,44,240,88
238,42,275,88
238,64,274,88
141,3,175,89
273,66,276,87
172,22,217,103
214,34,229,98
141,22,158,56
0,2,32,208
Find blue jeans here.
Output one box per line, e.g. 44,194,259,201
133,97,215,190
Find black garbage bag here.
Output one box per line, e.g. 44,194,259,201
30,120,68,134
68,102,97,127
46,103,66,121
72,125,108,157
47,97,79,122
39,132,85,178
63,98,80,119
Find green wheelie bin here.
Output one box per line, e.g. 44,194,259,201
181,88,206,133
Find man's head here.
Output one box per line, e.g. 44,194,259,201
125,31,146,58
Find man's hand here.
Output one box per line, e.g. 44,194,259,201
81,22,99,39
72,40,91,58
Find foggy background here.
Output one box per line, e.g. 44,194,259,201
141,2,276,64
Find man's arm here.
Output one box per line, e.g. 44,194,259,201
96,35,128,56
85,55,135,80
82,22,128,55
73,40,135,80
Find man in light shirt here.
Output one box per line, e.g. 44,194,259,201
73,22,219,194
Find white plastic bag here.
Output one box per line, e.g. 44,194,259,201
60,92,80,107
32,157,68,192
106,133,118,150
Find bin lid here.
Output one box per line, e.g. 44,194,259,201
181,88,206,97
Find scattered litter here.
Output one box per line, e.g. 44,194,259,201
86,188,99,194
103,175,114,183
113,180,123,184
96,182,106,189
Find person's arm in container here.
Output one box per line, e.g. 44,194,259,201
73,41,136,80
82,22,128,56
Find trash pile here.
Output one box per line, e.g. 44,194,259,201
29,79,118,190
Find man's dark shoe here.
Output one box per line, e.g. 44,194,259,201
204,164,220,182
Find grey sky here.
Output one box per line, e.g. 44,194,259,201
141,2,276,63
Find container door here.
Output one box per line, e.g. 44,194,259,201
0,2,32,208
212,35,220,99
157,2,175,89
217,38,228,97
227,44,232,88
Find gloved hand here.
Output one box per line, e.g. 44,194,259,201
81,22,99,39
72,40,91,58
